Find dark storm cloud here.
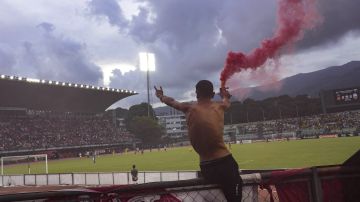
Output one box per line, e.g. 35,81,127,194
299,0,360,48
87,0,128,29
0,21,103,85
87,0,278,101
26,22,104,84
88,0,360,104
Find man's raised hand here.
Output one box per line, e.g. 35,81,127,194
220,87,231,99
154,86,164,99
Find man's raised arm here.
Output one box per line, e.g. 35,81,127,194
220,87,231,109
154,86,190,113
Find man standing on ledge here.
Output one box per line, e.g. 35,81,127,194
154,80,242,201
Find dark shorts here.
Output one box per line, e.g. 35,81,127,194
200,154,243,202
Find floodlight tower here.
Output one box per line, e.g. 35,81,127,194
139,52,156,117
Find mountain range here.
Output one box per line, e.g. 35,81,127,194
230,61,360,100
154,61,360,114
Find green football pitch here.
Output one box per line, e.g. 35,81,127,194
3,137,360,174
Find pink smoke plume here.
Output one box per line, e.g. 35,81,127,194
220,0,321,88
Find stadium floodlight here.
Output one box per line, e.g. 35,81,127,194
41,80,46,83
86,85,89,89
9,76,14,80
26,78,40,83
74,84,78,87
116,89,120,92
62,82,66,86
49,81,53,84
0,75,5,79
80,84,84,88
18,77,23,80
68,83,72,86
55,81,59,85
139,52,156,72
139,52,156,117
91,86,95,89
97,87,100,90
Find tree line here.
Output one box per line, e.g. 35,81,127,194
106,94,322,145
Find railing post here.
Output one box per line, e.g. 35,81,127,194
98,172,100,185
310,167,323,202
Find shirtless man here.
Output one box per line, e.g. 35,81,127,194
155,80,242,201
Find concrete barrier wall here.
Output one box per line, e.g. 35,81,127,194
0,171,197,187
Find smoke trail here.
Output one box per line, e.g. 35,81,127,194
220,0,321,88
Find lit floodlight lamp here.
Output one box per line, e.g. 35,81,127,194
92,86,95,89
86,85,89,89
116,89,120,92
62,82,66,86
27,78,40,83
9,76,14,80
74,84,78,87
80,84,83,88
49,81,53,84
139,52,156,72
18,77,23,80
41,80,46,83
0,75,4,79
55,81,59,85
97,87,100,90
68,83,72,86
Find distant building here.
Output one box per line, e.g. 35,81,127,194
157,114,188,139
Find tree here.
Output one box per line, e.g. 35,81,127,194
124,103,163,145
127,116,164,145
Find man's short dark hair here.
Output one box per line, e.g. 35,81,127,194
132,165,136,168
196,80,214,99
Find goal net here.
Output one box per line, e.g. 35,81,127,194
1,154,48,175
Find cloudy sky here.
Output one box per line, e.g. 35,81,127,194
0,0,359,108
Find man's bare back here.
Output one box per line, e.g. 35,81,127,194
154,83,231,162
186,101,230,161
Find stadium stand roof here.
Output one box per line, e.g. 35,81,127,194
0,74,137,113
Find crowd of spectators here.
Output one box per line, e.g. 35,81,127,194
234,110,360,137
0,114,134,151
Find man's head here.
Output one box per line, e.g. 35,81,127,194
196,80,215,99
132,165,136,168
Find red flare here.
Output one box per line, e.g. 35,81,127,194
220,0,321,87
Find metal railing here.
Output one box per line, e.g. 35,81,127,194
0,171,197,187
0,166,359,201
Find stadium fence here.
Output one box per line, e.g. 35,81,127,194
0,166,359,201
0,171,197,187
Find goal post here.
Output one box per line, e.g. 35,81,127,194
1,154,48,175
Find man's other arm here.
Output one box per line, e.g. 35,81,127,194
160,95,190,113
154,86,190,113
220,87,231,110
